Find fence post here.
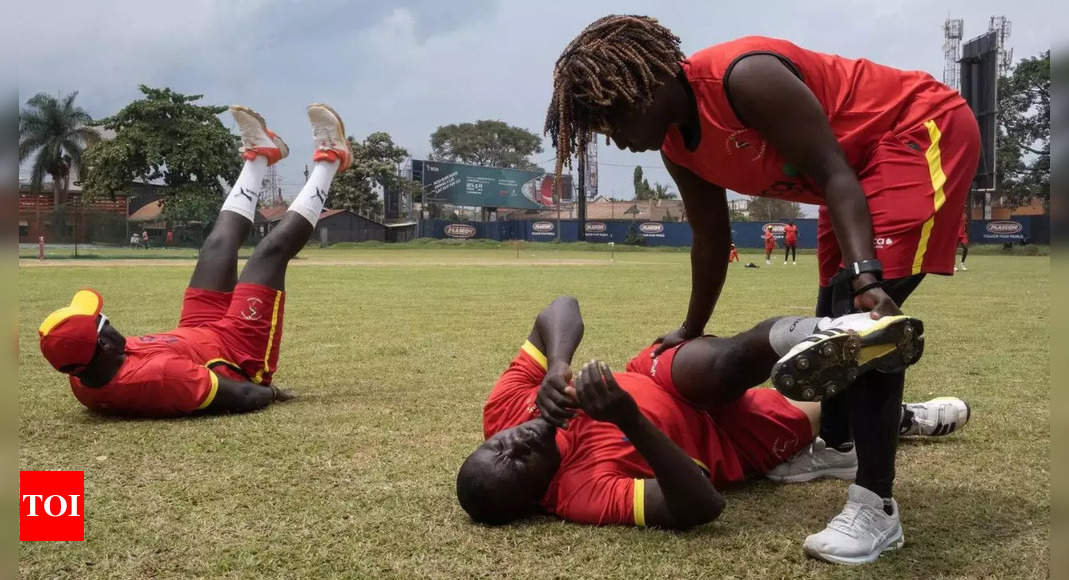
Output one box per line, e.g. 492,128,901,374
38,235,45,260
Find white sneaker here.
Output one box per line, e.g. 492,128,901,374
900,397,970,436
230,105,288,165
771,313,925,402
784,260,788,265
766,437,857,483
803,484,904,565
793,261,797,265
954,265,959,271
766,259,771,265
960,264,967,271
308,103,353,172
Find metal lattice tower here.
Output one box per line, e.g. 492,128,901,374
260,164,283,205
584,140,598,200
988,16,1013,77
943,18,964,90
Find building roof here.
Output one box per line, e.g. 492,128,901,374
256,205,289,223
129,200,163,222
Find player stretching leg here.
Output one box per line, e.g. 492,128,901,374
456,296,967,539
37,104,352,416
544,16,980,564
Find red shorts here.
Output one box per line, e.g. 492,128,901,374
626,343,812,475
764,240,775,252
179,283,286,384
818,105,981,285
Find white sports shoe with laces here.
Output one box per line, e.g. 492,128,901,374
307,103,353,172
900,397,971,436
230,105,288,165
803,484,904,565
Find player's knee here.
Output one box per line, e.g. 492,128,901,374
199,231,236,258
249,236,290,265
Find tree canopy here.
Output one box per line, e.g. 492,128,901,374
430,120,542,170
82,85,241,225
997,50,1049,207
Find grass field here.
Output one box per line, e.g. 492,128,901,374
18,245,1049,578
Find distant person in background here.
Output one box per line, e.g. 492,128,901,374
166,230,175,248
763,225,776,265
955,216,969,271
130,233,141,249
728,242,740,263
784,221,798,265
141,230,149,249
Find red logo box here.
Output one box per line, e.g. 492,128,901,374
19,471,85,541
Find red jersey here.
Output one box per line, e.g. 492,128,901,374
784,224,798,245
957,217,969,244
485,346,744,526
661,36,967,205
69,328,230,416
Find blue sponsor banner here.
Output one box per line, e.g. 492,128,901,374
425,218,823,247
968,217,1048,244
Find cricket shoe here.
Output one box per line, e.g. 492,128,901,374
900,397,970,437
307,103,353,172
803,484,904,565
231,106,288,166
766,437,856,483
771,313,924,402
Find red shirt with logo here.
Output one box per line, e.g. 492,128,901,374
661,36,967,204
69,328,230,416
485,349,745,526
784,224,798,245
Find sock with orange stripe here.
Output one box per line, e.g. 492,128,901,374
288,159,339,227
221,156,267,222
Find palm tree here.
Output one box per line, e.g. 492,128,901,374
19,92,100,206
651,183,677,200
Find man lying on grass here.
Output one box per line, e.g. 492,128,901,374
457,296,968,537
36,103,353,416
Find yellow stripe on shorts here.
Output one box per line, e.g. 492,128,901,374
912,120,949,274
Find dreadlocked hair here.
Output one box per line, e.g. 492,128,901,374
544,15,683,189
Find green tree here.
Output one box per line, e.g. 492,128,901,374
746,196,804,221
633,166,676,200
330,132,420,222
82,85,241,226
633,165,652,199
997,50,1050,207
18,91,100,205
430,120,543,170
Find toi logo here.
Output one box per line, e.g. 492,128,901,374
20,471,85,541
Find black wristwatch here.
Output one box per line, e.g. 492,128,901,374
846,259,883,280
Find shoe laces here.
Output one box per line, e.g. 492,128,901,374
826,501,875,538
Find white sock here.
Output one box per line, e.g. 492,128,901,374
288,160,339,227
221,156,268,222
768,316,831,356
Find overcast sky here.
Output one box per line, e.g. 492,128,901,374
17,0,1058,209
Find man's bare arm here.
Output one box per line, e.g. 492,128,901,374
200,376,294,414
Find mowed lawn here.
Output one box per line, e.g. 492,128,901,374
19,247,1049,578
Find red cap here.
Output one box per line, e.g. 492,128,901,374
38,289,104,373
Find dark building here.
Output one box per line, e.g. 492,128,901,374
314,209,387,244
